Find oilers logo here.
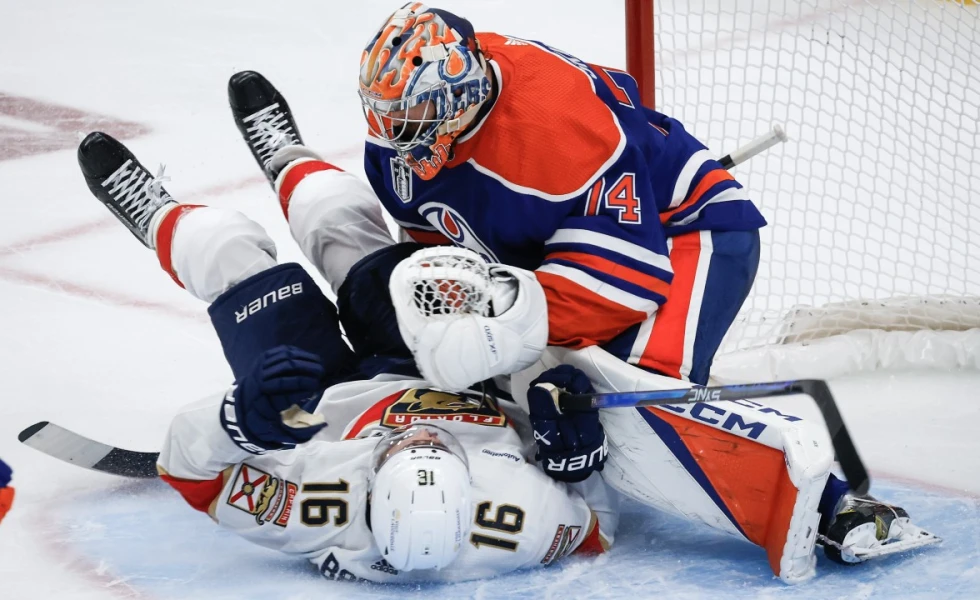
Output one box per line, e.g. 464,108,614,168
438,44,471,83
419,202,499,263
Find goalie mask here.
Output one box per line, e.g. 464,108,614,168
359,2,491,181
368,423,472,571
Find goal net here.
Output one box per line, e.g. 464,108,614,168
637,0,980,377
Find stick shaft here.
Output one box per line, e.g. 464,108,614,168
719,125,788,170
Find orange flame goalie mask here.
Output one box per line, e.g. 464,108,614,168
359,3,492,180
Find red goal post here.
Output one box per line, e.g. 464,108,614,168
625,0,655,109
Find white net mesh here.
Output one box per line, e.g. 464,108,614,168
406,251,493,318
653,0,980,354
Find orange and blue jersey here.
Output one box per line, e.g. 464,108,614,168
363,32,766,357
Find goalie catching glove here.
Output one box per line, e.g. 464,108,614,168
220,345,328,454
528,365,607,483
389,247,548,392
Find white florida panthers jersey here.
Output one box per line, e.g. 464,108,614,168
156,375,618,583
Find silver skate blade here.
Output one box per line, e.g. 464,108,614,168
850,524,942,561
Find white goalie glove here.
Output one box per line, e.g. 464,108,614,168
389,247,548,392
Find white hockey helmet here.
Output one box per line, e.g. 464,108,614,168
369,423,472,571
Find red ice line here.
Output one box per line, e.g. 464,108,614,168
0,174,271,323
0,265,207,322
0,92,150,161
0,95,362,321
32,498,157,600
0,174,269,259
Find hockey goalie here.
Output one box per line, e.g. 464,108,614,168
73,122,938,582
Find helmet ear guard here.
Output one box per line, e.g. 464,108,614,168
369,423,472,571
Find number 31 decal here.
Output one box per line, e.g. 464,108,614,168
585,173,641,224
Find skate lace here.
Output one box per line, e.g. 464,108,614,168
144,164,171,205
243,104,297,168
103,160,173,231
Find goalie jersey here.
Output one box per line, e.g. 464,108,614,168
157,376,617,583
363,33,766,349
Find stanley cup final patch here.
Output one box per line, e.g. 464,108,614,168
390,156,413,203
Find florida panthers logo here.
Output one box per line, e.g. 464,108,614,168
419,202,499,263
381,389,507,428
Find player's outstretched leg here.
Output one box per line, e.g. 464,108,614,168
227,69,394,298
78,132,177,248
818,474,940,564
228,70,313,187
77,132,278,302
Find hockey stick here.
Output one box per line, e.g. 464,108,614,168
719,125,787,170
558,379,870,495
18,421,160,478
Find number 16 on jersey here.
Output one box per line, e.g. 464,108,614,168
470,502,525,551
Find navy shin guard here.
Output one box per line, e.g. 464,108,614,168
209,263,355,384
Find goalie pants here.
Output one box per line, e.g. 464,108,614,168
152,166,394,303
602,229,761,385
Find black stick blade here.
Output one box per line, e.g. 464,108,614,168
18,421,160,478
18,421,49,442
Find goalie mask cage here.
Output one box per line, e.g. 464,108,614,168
625,0,980,378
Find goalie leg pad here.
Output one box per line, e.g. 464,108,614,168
208,262,355,385
548,345,830,583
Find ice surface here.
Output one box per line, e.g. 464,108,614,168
38,476,980,600
1,1,978,598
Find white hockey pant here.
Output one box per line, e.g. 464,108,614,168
152,161,394,303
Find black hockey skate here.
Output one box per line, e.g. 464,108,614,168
77,132,176,248
228,70,305,187
820,496,941,564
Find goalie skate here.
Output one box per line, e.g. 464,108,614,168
77,132,176,248
228,70,305,186
820,497,941,564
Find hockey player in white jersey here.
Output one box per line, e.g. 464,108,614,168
76,131,613,581
158,374,616,581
